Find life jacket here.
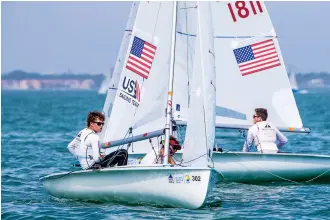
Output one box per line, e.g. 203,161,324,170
67,128,97,169
255,121,278,153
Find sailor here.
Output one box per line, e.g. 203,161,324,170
67,111,128,169
242,108,288,153
141,136,181,165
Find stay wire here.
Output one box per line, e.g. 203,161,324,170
102,127,132,167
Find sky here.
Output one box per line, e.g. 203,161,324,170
1,1,330,75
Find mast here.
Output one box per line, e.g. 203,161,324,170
164,1,178,164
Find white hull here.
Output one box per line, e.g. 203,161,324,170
128,152,330,184
41,165,220,209
212,152,330,183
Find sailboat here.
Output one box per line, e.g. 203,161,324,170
98,68,113,94
289,72,308,94
41,2,220,209
97,1,330,184
289,72,299,93
201,1,329,183
98,68,114,94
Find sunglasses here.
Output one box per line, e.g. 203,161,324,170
93,121,104,126
253,115,259,118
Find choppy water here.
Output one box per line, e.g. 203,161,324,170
2,90,330,219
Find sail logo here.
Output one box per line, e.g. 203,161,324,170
121,76,140,102
168,174,174,183
184,175,191,183
118,76,141,107
175,175,184,184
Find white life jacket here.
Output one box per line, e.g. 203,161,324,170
255,121,278,153
67,128,97,169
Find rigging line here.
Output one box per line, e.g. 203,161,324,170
179,4,198,10
177,31,196,37
214,35,275,39
304,167,330,183
151,2,162,39
147,138,160,164
179,153,208,165
202,107,209,162
177,32,276,39
129,127,134,152
103,127,132,166
103,148,127,168
183,1,191,107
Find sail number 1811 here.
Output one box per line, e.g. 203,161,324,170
228,1,264,22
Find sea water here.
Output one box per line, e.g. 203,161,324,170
2,90,330,219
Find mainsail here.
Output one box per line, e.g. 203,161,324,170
102,2,174,150
99,2,139,141
210,1,304,130
101,2,202,153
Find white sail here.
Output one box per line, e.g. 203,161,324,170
132,1,198,126
99,2,139,141
102,2,201,154
172,2,198,122
102,2,174,147
183,2,216,166
289,72,299,91
210,1,303,129
98,68,114,94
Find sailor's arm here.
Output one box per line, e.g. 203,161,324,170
242,128,254,152
168,156,176,165
275,127,288,148
67,139,77,156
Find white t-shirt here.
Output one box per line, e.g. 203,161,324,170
67,128,101,169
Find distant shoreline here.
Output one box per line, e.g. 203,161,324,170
2,70,105,91
2,70,330,91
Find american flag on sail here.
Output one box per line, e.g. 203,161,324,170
126,36,157,79
233,39,281,76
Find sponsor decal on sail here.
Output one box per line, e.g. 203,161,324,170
118,76,141,107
